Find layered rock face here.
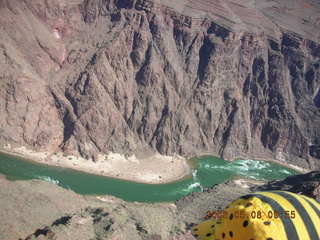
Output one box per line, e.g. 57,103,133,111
0,0,320,169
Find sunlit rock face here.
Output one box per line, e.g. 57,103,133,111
0,0,319,169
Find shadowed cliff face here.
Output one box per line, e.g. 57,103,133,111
0,0,320,169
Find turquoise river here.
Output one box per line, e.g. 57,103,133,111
0,153,298,202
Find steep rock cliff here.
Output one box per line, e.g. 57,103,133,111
0,0,320,169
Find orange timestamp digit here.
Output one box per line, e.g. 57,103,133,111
250,210,296,219
205,210,228,219
204,210,296,219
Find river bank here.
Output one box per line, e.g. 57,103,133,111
0,144,308,186
0,149,301,202
188,152,309,174
0,146,192,184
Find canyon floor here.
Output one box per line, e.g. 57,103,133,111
0,171,319,240
0,174,251,240
0,0,319,238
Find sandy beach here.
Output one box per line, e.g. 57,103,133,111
0,146,192,184
0,145,309,185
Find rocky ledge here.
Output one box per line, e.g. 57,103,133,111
252,170,320,201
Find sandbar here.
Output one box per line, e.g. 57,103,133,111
0,146,192,184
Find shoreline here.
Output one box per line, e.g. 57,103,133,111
0,147,193,185
234,155,310,174
0,147,310,185
189,153,310,174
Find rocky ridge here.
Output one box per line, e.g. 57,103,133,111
252,170,320,201
0,176,188,240
0,0,320,169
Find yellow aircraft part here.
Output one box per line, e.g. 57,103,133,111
192,191,320,240
192,219,217,240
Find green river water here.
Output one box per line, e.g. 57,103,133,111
0,153,298,202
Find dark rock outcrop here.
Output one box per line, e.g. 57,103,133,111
252,170,320,202
0,0,320,169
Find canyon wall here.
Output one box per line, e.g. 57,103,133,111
0,0,320,169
